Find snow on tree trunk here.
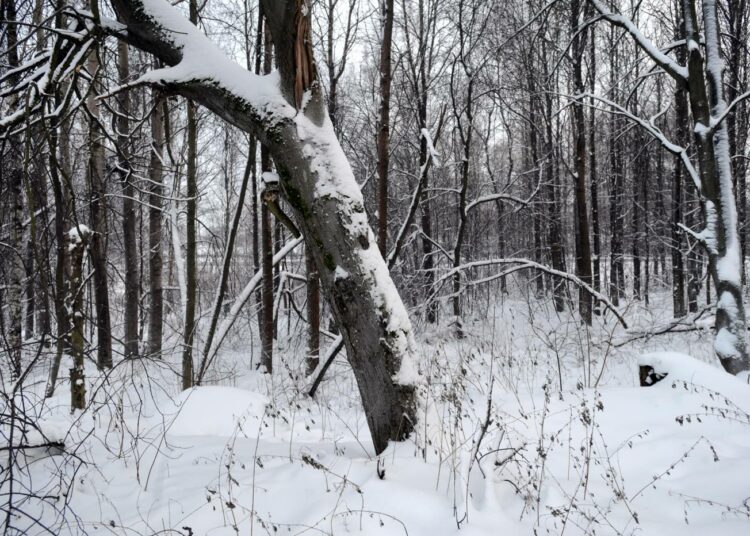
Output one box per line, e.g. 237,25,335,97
685,0,749,373
109,0,419,452
68,225,92,410
592,0,750,374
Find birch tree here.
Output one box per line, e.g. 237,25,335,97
591,0,750,373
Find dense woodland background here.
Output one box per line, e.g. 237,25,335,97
2,0,750,534
3,0,749,386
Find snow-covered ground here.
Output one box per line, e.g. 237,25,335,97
4,293,750,535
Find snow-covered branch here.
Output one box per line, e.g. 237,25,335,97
589,0,688,84
430,258,628,328
571,91,701,193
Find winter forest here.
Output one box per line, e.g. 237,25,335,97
2,0,750,533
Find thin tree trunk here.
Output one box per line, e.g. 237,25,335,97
376,0,394,255
588,26,601,313
87,51,113,369
259,21,274,374
608,28,624,305
117,41,139,359
147,91,165,357
672,10,688,318
571,0,593,325
726,0,749,286
45,84,70,398
197,143,252,381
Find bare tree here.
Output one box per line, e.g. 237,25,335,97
592,0,750,373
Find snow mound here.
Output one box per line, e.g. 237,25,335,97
168,386,268,437
639,351,750,398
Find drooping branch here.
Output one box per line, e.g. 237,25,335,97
430,258,629,329
588,0,689,84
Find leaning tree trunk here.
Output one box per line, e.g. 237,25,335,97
32,0,422,455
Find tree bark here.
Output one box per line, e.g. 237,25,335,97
608,28,624,305
147,91,165,358
376,0,395,255
68,227,91,410
39,0,423,454
260,22,274,374
588,26,601,313
571,0,593,325
117,41,139,360
86,51,113,369
305,247,320,375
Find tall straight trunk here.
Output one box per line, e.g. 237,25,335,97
452,76,473,338
608,46,624,303
147,92,165,357
588,27,601,312
117,41,139,359
672,13,688,318
86,51,113,369
259,22,274,374
726,0,749,285
3,0,23,378
643,143,650,306
418,55,436,322
25,0,51,341
27,155,51,340
5,154,23,379
260,152,274,373
526,62,545,297
45,107,69,397
571,0,593,325
683,0,748,371
250,11,263,354
376,0,394,255
181,0,200,388
632,134,642,301
538,39,566,310
655,79,667,291
182,99,197,387
544,94,566,310
45,4,73,396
